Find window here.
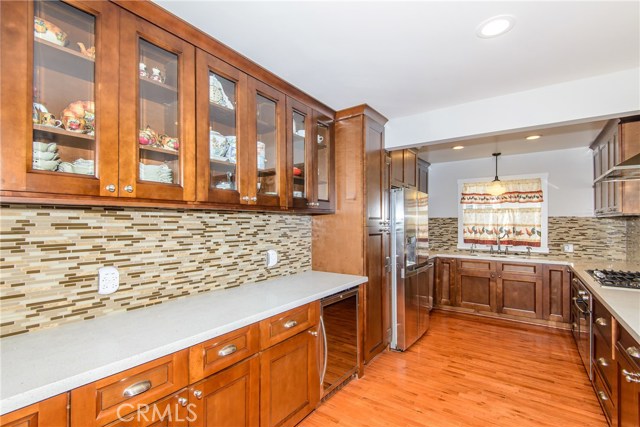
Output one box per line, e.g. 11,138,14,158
457,174,549,253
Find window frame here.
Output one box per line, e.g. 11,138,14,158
456,173,549,253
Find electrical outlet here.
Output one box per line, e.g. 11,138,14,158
563,243,574,253
265,249,278,268
98,266,119,295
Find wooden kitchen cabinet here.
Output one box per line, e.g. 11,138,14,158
542,264,571,323
0,393,68,427
70,350,189,427
495,262,543,319
189,356,260,427
195,49,246,206
102,390,189,427
592,117,640,217
456,259,497,312
285,98,335,211
390,149,417,189
260,330,320,427
616,326,640,427
118,9,196,202
0,0,120,198
417,158,429,194
435,257,457,307
312,104,389,366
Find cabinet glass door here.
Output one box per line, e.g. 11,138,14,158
138,39,180,186
256,94,278,197
33,0,96,177
315,113,334,210
208,72,237,192
292,111,307,200
119,12,195,201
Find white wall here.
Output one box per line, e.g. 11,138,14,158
386,68,640,149
428,147,594,218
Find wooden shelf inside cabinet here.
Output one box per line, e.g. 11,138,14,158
33,124,95,142
258,168,276,176
257,120,276,134
139,77,178,105
210,158,236,167
209,102,236,123
139,145,179,157
34,38,94,81
317,143,328,150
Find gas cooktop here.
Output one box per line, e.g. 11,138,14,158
587,269,640,290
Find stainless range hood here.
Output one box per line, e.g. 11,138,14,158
594,153,640,183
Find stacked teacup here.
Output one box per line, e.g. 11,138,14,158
32,141,60,171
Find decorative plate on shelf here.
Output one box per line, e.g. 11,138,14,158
34,17,68,47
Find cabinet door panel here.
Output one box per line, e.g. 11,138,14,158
457,270,495,312
435,258,456,306
103,390,188,427
616,344,640,427
286,97,313,209
497,274,542,319
365,119,385,227
260,332,319,427
364,228,388,363
314,111,335,211
196,49,246,205
1,0,119,197
542,265,570,323
190,356,259,427
118,10,195,202
0,393,68,427
403,149,417,188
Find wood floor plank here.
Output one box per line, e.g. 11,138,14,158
301,311,607,427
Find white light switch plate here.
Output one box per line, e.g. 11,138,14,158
265,249,278,268
563,243,574,253
98,266,119,294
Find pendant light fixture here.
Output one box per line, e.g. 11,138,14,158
487,152,505,196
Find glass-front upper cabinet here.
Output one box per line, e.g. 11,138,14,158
286,98,313,209
247,78,286,207
118,11,195,201
0,0,119,196
314,112,335,210
196,50,246,205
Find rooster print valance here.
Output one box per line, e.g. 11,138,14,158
461,178,543,248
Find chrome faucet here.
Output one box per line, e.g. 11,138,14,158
470,243,477,254
526,246,532,257
496,234,501,253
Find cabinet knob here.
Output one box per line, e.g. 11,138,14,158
597,390,609,401
241,196,250,202
105,184,116,193
597,357,609,367
627,346,640,360
178,397,188,407
595,317,607,327
123,185,133,193
193,390,203,399
308,330,318,337
250,196,257,202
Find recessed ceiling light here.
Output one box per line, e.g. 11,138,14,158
477,15,516,38
452,145,464,150
526,135,541,140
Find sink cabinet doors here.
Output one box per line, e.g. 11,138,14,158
118,10,196,201
1,0,120,197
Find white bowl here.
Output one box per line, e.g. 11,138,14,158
32,150,58,160
33,141,57,152
32,158,60,171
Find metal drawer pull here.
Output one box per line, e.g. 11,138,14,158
178,397,188,407
308,330,318,337
284,319,298,329
624,375,640,384
622,369,640,378
626,346,640,359
598,391,608,401
595,317,607,327
218,344,237,357
123,380,152,398
597,357,609,367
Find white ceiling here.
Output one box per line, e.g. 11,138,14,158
153,1,638,161
417,120,607,163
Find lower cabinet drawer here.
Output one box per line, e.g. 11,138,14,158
189,324,260,383
593,328,617,398
592,367,615,426
260,302,319,349
0,393,68,427
103,389,189,427
71,350,189,427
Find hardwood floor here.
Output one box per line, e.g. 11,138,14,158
301,311,607,427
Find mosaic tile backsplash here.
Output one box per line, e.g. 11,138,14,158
429,216,637,262
0,205,311,338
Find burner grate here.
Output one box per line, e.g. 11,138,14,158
587,269,640,290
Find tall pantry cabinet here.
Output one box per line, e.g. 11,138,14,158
312,104,390,365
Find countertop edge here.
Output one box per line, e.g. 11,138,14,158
0,271,367,415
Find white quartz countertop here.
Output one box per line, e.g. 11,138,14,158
432,252,640,342
0,270,367,415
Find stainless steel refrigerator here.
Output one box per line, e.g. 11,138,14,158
390,188,433,351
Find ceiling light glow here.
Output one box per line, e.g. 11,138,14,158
453,145,464,150
526,135,541,140
477,15,515,38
